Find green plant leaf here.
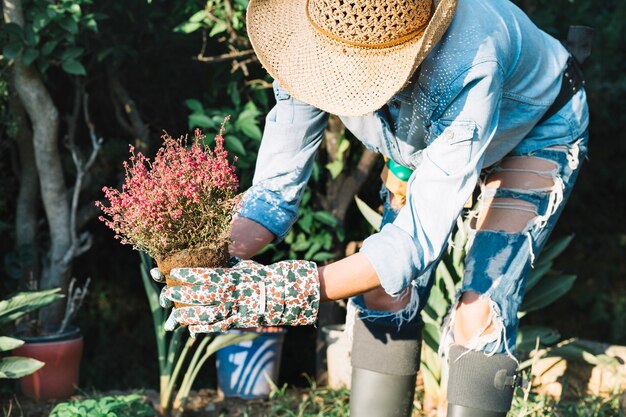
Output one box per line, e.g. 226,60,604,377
176,21,202,33
22,48,40,66
312,211,337,227
184,98,204,113
0,356,44,379
535,235,573,267
224,134,246,156
61,59,86,76
188,113,214,129
546,342,619,366
422,322,440,352
61,47,84,61
311,251,336,262
0,336,24,351
41,40,59,56
3,42,23,60
208,21,227,37
0,289,63,326
520,274,576,313
58,16,79,34
354,196,382,231
189,10,208,23
516,325,560,352
524,261,553,293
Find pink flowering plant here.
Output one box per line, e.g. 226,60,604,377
97,119,239,261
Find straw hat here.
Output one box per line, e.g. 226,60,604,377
247,0,458,116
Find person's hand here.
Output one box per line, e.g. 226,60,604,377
150,259,319,336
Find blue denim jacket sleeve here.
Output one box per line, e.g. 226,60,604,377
360,61,505,296
238,81,329,241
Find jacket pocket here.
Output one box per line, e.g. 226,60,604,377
422,120,477,175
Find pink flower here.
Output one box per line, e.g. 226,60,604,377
96,117,239,259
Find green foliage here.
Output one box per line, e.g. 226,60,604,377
1,0,106,75
0,289,63,379
49,394,156,417
262,189,342,264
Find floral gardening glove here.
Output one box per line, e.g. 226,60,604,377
150,260,320,336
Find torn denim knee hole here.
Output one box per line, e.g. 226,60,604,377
346,285,422,342
440,292,517,362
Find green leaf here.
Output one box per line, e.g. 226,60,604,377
546,343,617,366
325,160,344,179
0,356,44,379
188,113,214,129
62,60,86,76
311,252,336,262
58,16,79,34
0,289,63,326
535,235,573,267
354,196,382,231
516,325,560,352
0,336,24,351
208,21,227,37
22,48,39,66
225,134,246,156
184,99,204,113
175,21,202,34
422,322,440,352
312,211,337,227
32,10,51,31
189,10,208,23
61,47,84,61
299,213,313,234
41,40,59,56
520,274,576,313
524,261,552,293
4,23,25,40
3,42,23,60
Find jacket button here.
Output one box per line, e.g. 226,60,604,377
445,130,454,140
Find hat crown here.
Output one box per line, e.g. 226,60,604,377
307,0,433,47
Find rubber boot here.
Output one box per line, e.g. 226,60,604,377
349,317,422,417
446,345,519,417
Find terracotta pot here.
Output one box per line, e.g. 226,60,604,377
156,245,229,308
12,326,83,400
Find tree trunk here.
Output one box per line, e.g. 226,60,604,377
10,88,40,290
4,0,72,328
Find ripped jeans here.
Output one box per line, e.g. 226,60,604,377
350,132,588,358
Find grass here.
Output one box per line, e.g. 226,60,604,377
221,380,625,417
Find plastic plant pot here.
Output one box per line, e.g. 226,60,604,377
12,326,83,400
321,324,352,389
216,328,286,399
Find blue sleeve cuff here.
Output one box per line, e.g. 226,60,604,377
359,223,422,296
238,188,298,243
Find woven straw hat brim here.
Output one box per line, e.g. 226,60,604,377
247,0,457,117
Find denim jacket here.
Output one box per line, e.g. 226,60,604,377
239,0,589,296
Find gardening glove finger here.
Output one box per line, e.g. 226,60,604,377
150,267,166,283
187,315,241,336
163,305,229,331
158,286,174,309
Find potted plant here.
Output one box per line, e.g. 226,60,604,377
11,278,90,400
97,119,239,296
0,289,63,381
